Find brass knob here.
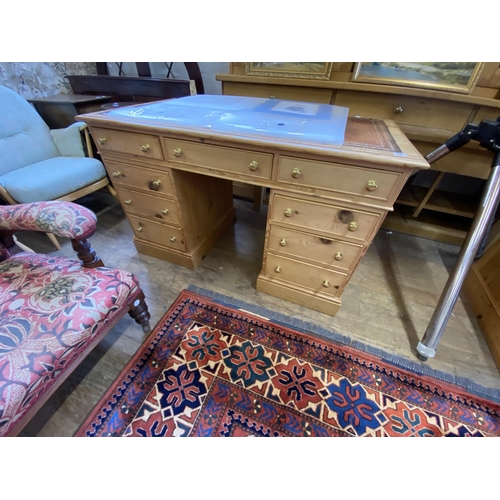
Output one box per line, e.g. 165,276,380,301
279,239,287,247
136,226,143,232
124,199,132,205
395,106,403,114
323,280,330,288
367,180,378,192
161,209,169,215
291,168,301,178
98,137,106,144
141,144,150,152
274,266,281,273
112,171,121,177
170,236,176,243
348,222,358,232
173,148,182,157
334,252,343,261
284,208,293,218
152,180,161,187
249,161,259,171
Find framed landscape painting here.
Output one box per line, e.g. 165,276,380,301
245,62,333,80
352,62,484,93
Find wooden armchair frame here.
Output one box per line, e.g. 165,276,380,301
0,124,118,250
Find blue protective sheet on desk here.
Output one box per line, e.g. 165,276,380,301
105,95,349,145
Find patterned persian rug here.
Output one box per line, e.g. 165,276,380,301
76,288,500,437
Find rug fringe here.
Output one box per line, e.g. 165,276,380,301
186,284,500,404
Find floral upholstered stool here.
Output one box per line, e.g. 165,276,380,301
0,201,151,436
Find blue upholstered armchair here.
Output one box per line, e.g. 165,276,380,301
0,85,116,248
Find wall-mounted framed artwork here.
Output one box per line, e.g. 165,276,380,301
352,62,484,94
245,62,333,80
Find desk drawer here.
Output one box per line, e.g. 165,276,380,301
334,91,474,132
103,161,175,197
91,127,164,159
264,253,347,298
271,193,380,243
223,81,334,104
278,156,401,203
268,225,363,272
117,188,181,226
163,139,273,180
128,215,186,251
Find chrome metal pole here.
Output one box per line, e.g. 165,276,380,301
417,157,500,359
425,144,451,164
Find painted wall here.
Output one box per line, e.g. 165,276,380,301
0,62,97,99
0,62,230,98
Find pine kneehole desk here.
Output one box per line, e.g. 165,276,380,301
78,96,429,316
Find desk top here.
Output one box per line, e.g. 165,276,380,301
77,95,429,170
97,95,350,145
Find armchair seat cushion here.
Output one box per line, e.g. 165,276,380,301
0,252,141,437
0,156,107,203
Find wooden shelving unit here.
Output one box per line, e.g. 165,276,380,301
217,63,500,245
396,185,479,218
385,175,491,245
382,206,474,246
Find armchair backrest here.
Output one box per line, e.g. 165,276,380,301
0,85,60,176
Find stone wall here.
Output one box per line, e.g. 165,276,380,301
0,62,229,98
0,62,97,99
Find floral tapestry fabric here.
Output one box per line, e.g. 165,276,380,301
0,252,141,437
0,201,96,245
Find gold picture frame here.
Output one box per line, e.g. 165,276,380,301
352,62,484,94
245,62,333,80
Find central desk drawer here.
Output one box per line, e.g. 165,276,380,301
117,188,181,226
264,253,347,298
103,161,175,197
271,193,380,243
128,215,186,251
278,156,401,203
91,127,164,159
163,139,273,180
268,225,363,272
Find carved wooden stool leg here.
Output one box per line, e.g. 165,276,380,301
128,289,151,333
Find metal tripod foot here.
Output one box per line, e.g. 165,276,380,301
417,341,435,362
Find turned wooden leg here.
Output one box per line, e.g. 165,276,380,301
12,236,34,253
128,290,151,333
106,183,119,199
71,239,104,268
0,231,34,254
47,232,61,250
